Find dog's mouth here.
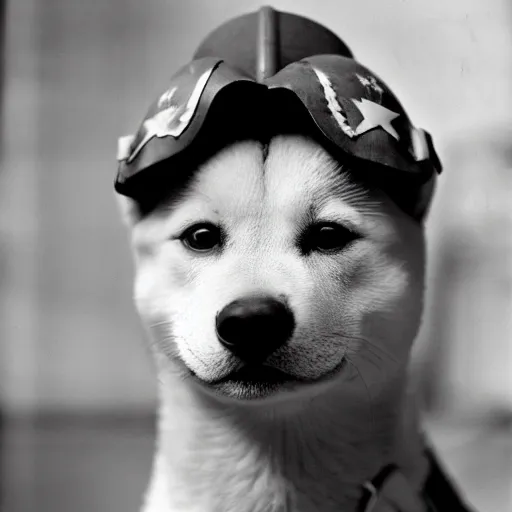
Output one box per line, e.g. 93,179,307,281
215,364,295,385
198,359,346,400
204,364,299,400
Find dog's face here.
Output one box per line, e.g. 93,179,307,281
119,135,426,402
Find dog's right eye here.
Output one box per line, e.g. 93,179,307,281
180,223,221,252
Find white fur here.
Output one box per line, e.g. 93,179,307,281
117,135,431,512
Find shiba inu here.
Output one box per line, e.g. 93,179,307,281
114,7,475,512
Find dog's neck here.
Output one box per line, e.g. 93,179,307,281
142,361,429,512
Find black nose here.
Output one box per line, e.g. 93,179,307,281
215,296,295,362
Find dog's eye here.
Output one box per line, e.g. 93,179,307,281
181,224,221,252
302,223,358,254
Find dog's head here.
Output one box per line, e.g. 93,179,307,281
117,134,431,403
115,8,442,405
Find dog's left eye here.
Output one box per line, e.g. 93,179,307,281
180,223,221,252
301,223,358,254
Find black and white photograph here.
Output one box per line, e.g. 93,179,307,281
0,1,511,511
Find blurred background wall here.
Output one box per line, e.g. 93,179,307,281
0,1,511,510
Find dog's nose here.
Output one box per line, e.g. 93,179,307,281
215,296,295,361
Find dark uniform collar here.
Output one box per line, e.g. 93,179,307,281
358,445,477,512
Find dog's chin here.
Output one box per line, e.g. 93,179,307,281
188,360,347,401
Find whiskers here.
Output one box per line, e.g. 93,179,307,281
147,318,176,354
342,332,399,365
346,355,375,428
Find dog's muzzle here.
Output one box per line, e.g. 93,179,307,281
215,295,295,362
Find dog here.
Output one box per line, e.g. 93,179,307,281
114,7,475,512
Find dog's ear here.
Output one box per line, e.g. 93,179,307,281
115,192,142,227
410,130,442,222
412,174,437,223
